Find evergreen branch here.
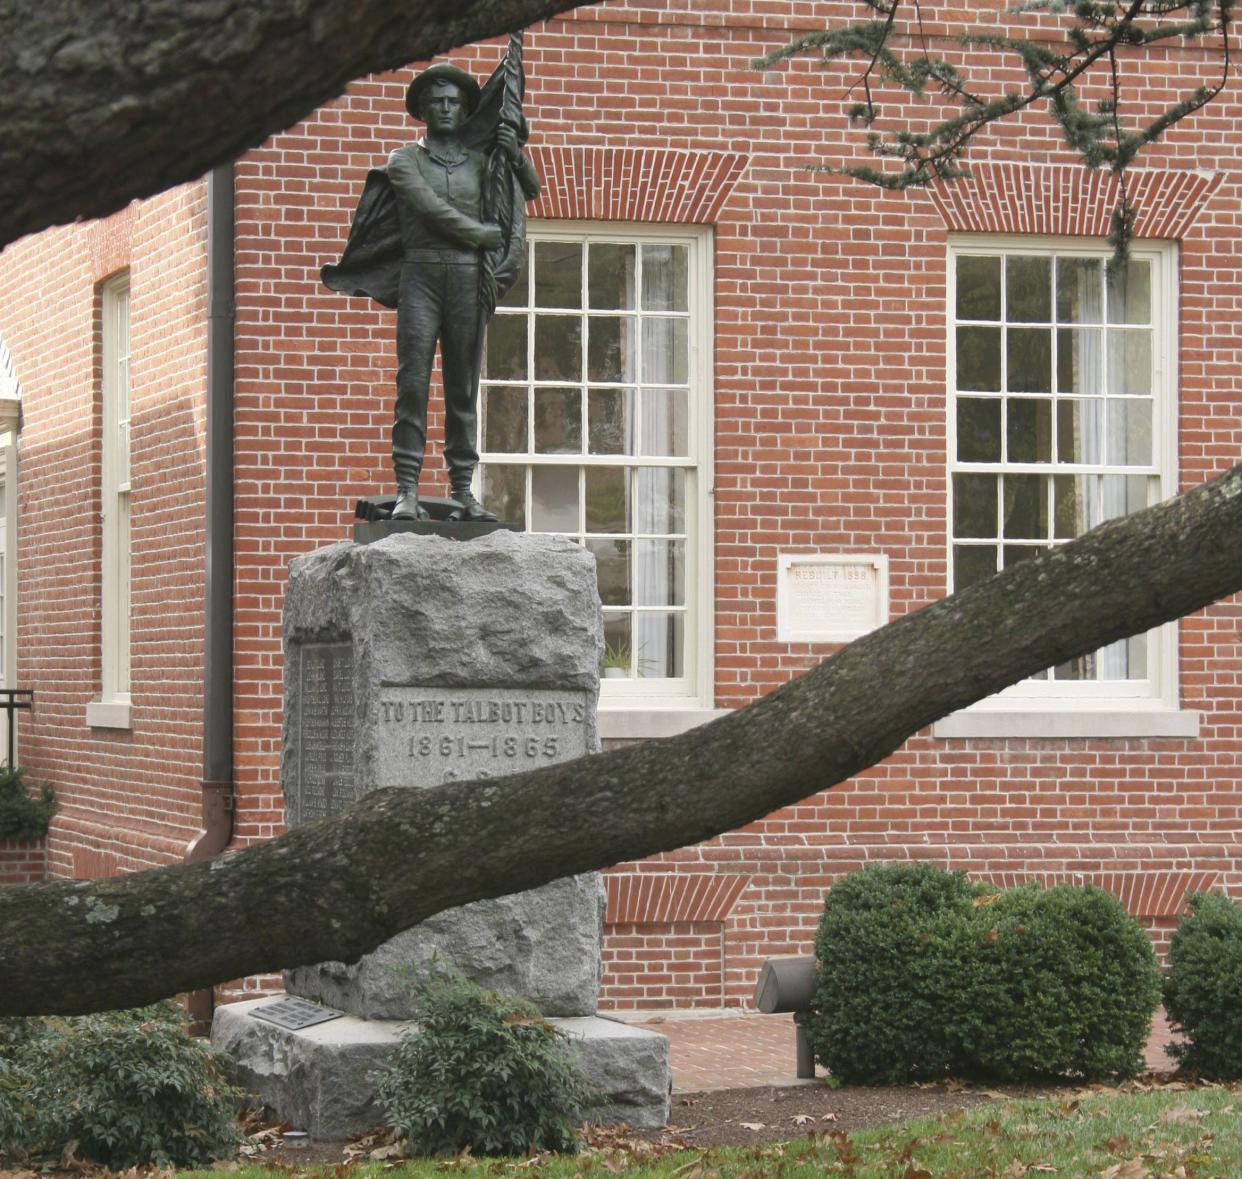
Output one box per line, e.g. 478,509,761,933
755,1,1232,203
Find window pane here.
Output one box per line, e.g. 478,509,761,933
954,544,997,591
1108,399,1152,466
1006,398,1052,463
584,466,628,533
957,397,1001,462
481,464,526,526
1006,328,1052,393
485,315,527,380
642,319,688,385
1006,255,1051,322
587,388,633,455
1099,474,1150,522
530,465,579,532
953,473,998,539
956,256,1001,320
1056,257,1103,323
533,387,582,454
1002,474,1047,539
634,539,686,606
636,612,684,678
482,386,528,453
498,250,529,308
635,467,686,534
602,613,632,677
1056,327,1103,395
1107,259,1151,324
1056,398,1105,464
1053,474,1086,539
642,244,688,312
639,388,688,457
956,326,1001,391
587,316,635,383
589,243,636,310
1003,544,1044,569
534,315,582,381
1107,330,1152,396
534,241,582,308
587,538,631,606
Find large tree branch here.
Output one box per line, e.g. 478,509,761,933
0,0,593,252
3,465,1240,1016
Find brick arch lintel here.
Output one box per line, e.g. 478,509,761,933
927,163,1222,240
528,146,748,224
972,869,1219,919
605,872,749,926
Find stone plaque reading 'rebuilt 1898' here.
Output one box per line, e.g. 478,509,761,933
290,642,355,825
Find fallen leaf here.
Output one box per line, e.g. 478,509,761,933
790,1114,813,1125
903,1167,933,1179
1158,1105,1207,1125
820,1112,839,1122
1099,1160,1148,1179
1002,1162,1028,1177
738,1121,765,1131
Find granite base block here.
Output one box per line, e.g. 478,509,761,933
212,997,670,1139
284,873,605,1020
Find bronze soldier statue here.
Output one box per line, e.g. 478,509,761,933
323,39,539,521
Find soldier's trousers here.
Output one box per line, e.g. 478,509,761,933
393,259,483,490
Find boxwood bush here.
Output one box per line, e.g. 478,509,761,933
952,884,1160,1083
0,1003,239,1168
807,862,982,1084
1164,891,1242,1078
808,864,1161,1085
374,967,590,1156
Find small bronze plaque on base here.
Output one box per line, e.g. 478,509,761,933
249,997,342,1031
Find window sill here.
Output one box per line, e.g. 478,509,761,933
932,708,1200,740
599,707,731,740
86,698,132,730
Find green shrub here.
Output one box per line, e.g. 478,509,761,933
807,862,982,1084
374,967,590,1156
1164,891,1242,1078
0,1003,239,1168
808,865,1161,1086
952,884,1160,1083
0,765,54,841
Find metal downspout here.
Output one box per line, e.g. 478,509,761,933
186,163,235,1029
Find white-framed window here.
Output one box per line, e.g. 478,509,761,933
478,222,713,709
941,236,1188,733
99,274,131,710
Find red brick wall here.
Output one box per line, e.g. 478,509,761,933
2,2,1241,1011
0,180,210,879
0,839,45,884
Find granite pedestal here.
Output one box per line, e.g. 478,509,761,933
212,530,669,1134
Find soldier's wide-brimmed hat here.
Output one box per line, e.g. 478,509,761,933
405,63,482,121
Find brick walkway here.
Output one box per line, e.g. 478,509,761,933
628,1009,1179,1093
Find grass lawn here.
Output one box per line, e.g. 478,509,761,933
195,1084,1242,1178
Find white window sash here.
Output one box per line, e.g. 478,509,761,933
945,236,1178,711
478,221,714,709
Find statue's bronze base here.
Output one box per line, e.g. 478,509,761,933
353,496,519,544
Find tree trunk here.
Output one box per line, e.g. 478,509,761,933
0,0,591,251
2,464,1240,1016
